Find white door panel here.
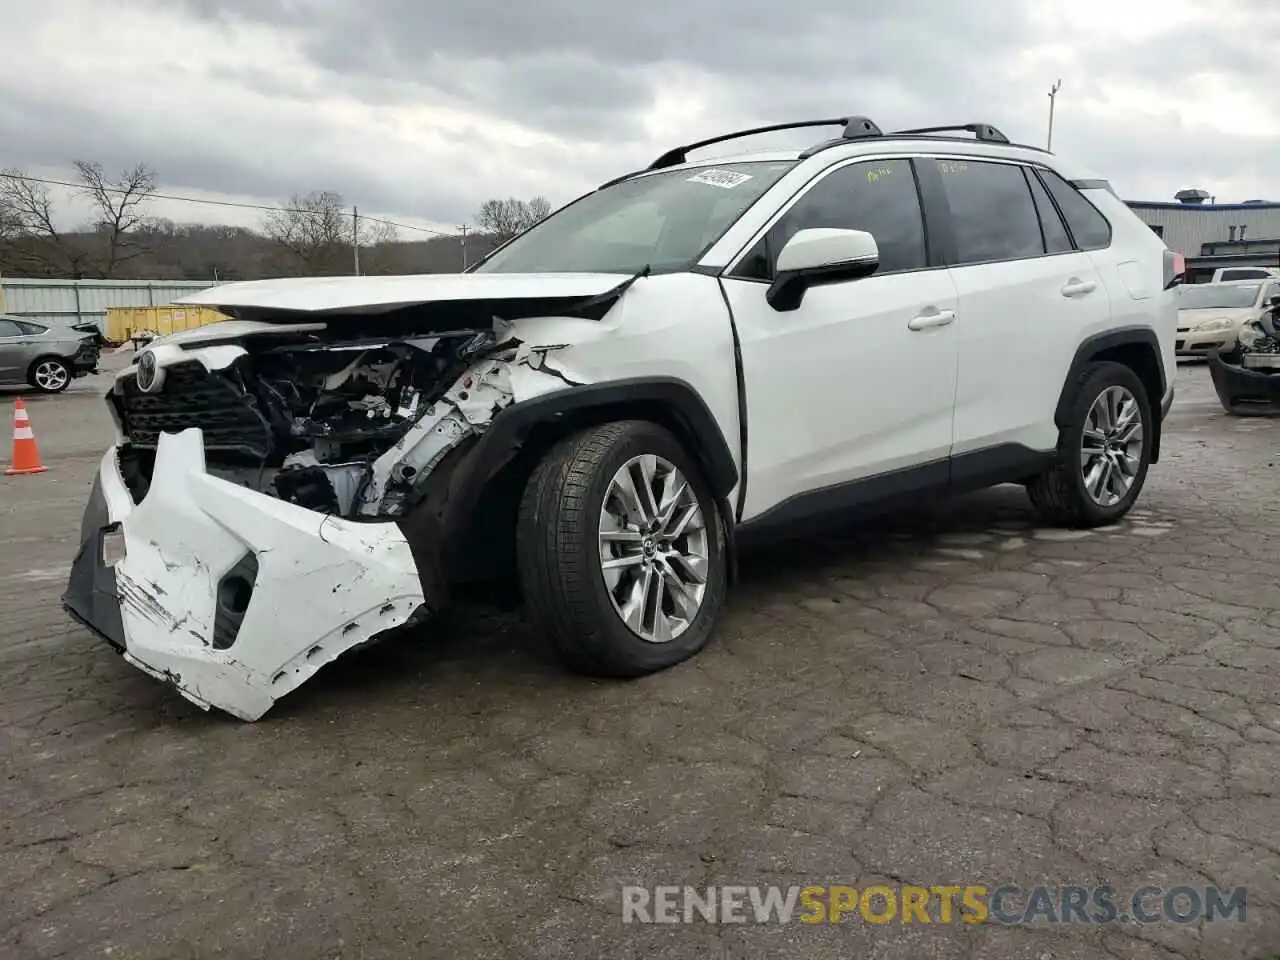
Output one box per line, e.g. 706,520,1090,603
949,252,1109,455
724,270,960,521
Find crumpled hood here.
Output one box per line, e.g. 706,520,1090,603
176,272,635,316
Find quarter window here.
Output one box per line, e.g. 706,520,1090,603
1025,170,1075,254
736,158,928,280
1038,168,1112,250
935,159,1044,265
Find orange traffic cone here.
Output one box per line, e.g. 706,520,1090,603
5,398,47,476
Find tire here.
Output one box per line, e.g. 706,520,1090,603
28,357,72,394
1026,360,1154,527
516,419,729,678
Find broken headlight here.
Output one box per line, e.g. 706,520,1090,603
1238,322,1266,350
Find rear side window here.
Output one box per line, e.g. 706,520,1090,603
1038,169,1112,250
935,159,1044,265
1025,170,1074,254
0,319,23,337
16,321,47,335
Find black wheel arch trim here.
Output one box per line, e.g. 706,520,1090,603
1054,327,1167,462
1055,327,1167,423
482,376,740,497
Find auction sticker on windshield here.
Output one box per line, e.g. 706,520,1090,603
687,168,754,188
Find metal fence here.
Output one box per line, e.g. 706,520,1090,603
0,277,218,332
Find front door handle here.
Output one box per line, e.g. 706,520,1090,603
1061,278,1097,297
907,308,956,331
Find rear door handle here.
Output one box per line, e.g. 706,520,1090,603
1061,278,1097,297
907,308,956,331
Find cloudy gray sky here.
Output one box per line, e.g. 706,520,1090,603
1,0,1277,238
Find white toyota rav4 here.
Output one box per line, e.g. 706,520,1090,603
63,118,1179,720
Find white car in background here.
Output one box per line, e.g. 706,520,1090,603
1176,278,1280,356
1209,267,1280,283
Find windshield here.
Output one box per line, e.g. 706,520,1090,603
1179,283,1261,309
471,160,797,275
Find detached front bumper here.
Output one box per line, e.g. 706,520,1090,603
62,429,427,721
1208,350,1280,414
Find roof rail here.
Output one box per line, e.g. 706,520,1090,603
888,123,1010,144
646,116,883,170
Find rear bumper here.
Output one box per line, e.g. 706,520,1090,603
62,429,427,721
1208,350,1280,413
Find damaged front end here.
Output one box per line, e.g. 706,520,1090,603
62,304,599,720
1209,308,1280,415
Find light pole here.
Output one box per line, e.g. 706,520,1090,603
352,205,361,276
1047,79,1062,151
458,224,470,270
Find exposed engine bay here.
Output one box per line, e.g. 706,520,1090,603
1208,301,1280,414
111,325,573,521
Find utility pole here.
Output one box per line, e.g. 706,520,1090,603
458,224,470,270
1046,79,1062,151
352,205,361,276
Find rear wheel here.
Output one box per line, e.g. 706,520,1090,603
516,420,728,677
1027,361,1153,527
28,357,71,393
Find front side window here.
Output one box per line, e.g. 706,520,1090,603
735,158,928,280
471,160,796,275
935,159,1045,265
1177,282,1262,310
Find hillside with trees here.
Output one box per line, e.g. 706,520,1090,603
0,160,553,281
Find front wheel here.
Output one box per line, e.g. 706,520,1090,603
1027,361,1153,527
516,420,728,678
29,357,71,394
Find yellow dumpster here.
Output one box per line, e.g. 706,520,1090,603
105,305,229,344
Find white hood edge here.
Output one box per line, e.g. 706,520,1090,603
176,272,635,315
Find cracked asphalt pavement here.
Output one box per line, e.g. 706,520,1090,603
2,358,1279,959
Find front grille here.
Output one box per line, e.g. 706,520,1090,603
118,361,272,459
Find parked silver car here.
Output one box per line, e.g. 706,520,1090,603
0,314,101,393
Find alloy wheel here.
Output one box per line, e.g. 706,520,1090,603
34,360,69,392
597,454,709,643
1080,385,1144,506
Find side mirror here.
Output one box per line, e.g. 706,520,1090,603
767,228,880,311
1270,294,1280,307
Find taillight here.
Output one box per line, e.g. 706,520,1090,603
1163,249,1185,290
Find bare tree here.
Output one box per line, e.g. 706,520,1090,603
474,196,553,245
0,169,94,277
263,191,396,275
262,190,350,274
74,160,158,277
